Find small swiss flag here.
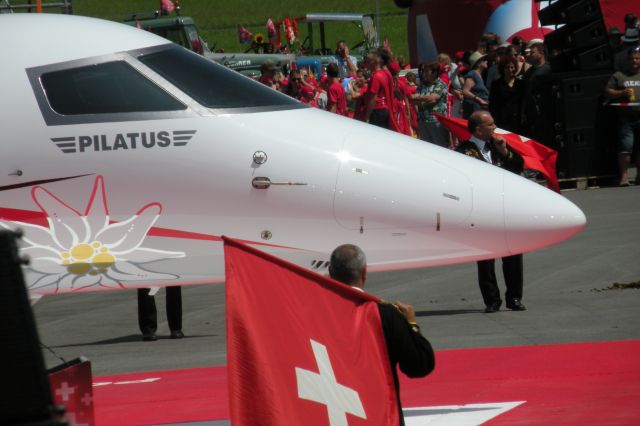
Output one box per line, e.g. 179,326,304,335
224,237,399,425
160,0,175,14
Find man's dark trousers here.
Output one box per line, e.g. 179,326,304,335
137,286,182,333
477,254,523,305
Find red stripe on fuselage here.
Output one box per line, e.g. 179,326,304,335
0,207,300,250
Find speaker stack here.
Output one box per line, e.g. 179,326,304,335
537,0,616,180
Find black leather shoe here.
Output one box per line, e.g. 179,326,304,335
484,301,502,313
142,332,157,341
506,299,527,311
170,330,184,339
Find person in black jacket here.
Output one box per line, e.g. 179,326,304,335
329,244,435,426
456,111,527,313
137,286,183,341
489,55,525,133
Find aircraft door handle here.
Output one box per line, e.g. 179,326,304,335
8,170,23,177
252,177,307,189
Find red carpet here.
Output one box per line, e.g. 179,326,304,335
92,340,640,425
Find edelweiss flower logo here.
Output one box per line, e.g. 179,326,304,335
0,175,185,293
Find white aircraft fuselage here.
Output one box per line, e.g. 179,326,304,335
0,14,586,296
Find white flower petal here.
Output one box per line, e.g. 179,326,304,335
95,275,125,289
57,273,79,291
67,273,101,291
1,220,58,249
28,257,66,274
0,221,14,231
84,176,110,238
96,203,161,253
33,187,88,248
22,246,60,258
108,261,179,281
29,273,63,291
119,247,185,263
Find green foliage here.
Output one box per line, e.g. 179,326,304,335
67,0,409,58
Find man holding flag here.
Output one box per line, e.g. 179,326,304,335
224,237,434,425
436,113,559,191
328,244,435,425
455,111,527,313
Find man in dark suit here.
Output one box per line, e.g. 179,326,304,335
456,110,527,313
137,286,183,341
329,244,435,426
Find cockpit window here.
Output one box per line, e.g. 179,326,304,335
137,45,301,109
40,60,186,115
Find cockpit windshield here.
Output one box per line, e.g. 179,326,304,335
137,45,303,111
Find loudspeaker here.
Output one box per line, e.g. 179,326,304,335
549,43,613,72
550,72,615,179
551,72,610,129
538,0,602,26
544,19,607,52
555,127,596,178
0,231,61,425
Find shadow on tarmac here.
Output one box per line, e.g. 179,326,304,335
50,334,218,348
415,309,483,317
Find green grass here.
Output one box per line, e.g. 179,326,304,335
27,0,410,58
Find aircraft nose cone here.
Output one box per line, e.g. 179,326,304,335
503,173,586,254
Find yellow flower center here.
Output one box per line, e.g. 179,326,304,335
62,241,116,275
71,243,93,260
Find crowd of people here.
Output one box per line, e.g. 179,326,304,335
254,13,640,186
255,34,555,152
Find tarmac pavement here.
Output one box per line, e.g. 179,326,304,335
33,185,640,377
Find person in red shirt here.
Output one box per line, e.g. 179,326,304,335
349,70,368,121
299,84,318,108
363,51,392,128
325,63,348,116
389,61,416,137
258,61,278,90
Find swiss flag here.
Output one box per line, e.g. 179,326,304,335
237,25,253,45
160,0,175,14
49,358,95,426
266,18,277,38
224,237,399,425
436,114,560,192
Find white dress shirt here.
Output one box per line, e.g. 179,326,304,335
469,135,493,164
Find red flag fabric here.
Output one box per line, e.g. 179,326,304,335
435,113,560,192
284,17,296,44
237,25,253,45
49,358,95,426
224,237,399,426
160,0,175,14
266,18,277,38
383,69,402,134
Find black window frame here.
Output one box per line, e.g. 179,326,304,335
28,52,196,126
136,44,306,113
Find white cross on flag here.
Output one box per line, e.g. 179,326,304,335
224,237,399,425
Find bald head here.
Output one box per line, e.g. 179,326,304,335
468,110,496,141
328,244,367,288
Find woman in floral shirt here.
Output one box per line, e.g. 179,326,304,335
412,61,450,148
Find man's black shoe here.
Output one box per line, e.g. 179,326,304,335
170,330,184,339
142,332,157,341
506,299,527,311
484,301,502,313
